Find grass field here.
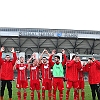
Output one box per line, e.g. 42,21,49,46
3,81,96,100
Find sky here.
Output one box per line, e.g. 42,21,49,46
0,0,100,31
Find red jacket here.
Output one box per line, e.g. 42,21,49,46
85,60,100,84
0,52,17,80
66,60,81,82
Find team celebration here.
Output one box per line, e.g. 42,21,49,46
0,46,100,100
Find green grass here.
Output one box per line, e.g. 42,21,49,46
3,81,94,100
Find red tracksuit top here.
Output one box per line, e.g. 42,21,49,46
84,60,100,84
0,52,17,80
66,60,81,82
30,65,40,80
16,64,28,81
40,63,51,80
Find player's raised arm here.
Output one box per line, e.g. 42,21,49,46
13,59,19,70
92,57,100,68
61,49,67,66
33,52,39,66
0,47,5,64
27,54,33,70
39,49,45,64
11,47,17,65
45,49,50,57
0,47,4,57
27,53,34,64
48,49,56,66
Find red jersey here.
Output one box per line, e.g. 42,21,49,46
40,63,51,79
30,65,40,80
16,64,28,81
0,52,17,80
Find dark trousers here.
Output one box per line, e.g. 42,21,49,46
90,84,100,100
0,80,12,98
0,80,1,96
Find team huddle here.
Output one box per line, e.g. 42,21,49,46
0,47,100,100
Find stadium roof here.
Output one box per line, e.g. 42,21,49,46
0,27,100,39
0,27,100,33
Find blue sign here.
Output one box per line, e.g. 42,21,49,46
57,33,62,37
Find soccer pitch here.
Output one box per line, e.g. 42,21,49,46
3,81,95,100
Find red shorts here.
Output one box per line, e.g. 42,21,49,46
53,78,64,90
16,80,28,89
78,79,84,89
67,81,79,89
42,79,52,90
30,80,40,90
